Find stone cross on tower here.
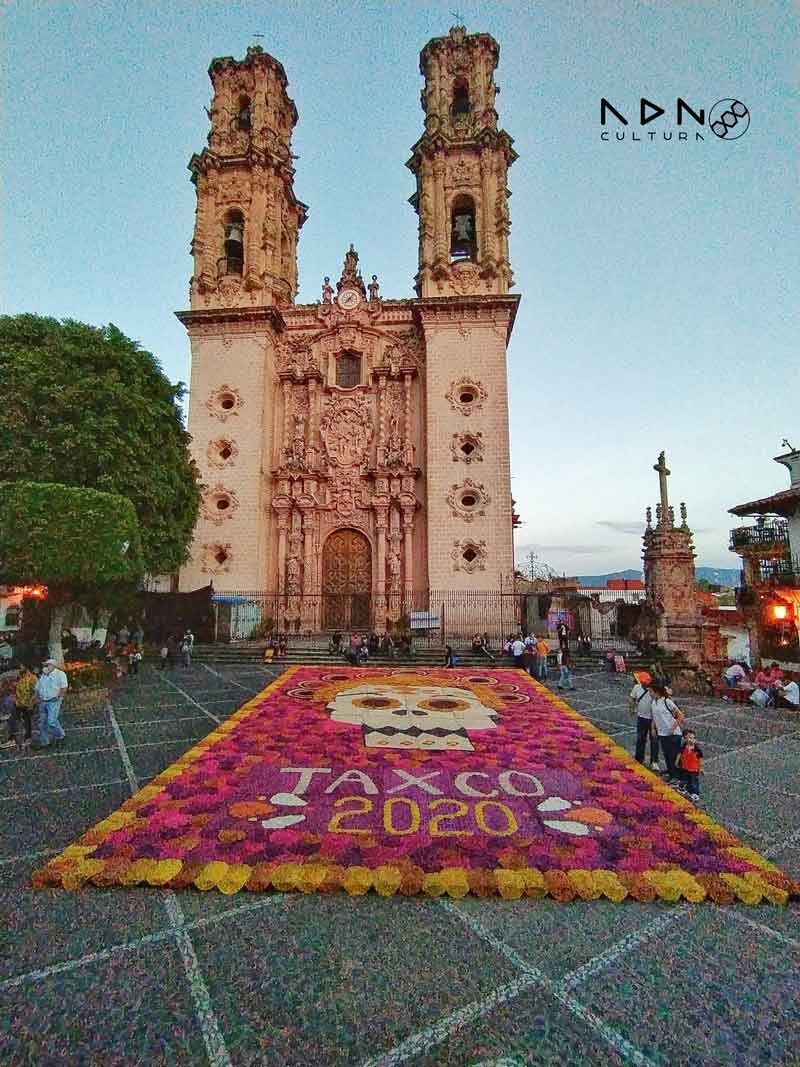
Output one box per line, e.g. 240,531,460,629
653,451,672,527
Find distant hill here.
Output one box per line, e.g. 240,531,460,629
576,570,641,587
577,567,741,588
696,567,741,587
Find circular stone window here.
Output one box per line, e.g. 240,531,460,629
220,394,236,411
216,498,231,511
459,388,477,405
460,493,478,508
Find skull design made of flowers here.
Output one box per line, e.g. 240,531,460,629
326,683,499,750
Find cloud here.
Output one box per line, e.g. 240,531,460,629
517,543,618,556
595,521,643,536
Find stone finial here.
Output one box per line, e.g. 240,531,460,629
668,505,675,527
337,244,366,296
680,502,688,528
645,506,652,528
655,503,663,526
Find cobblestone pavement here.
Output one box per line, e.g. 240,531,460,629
2,663,799,1066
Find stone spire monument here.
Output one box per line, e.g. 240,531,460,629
640,452,723,669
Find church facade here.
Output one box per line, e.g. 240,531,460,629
177,27,519,633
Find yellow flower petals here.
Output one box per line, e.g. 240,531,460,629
342,866,373,896
217,863,252,895
494,869,525,899
194,861,230,891
145,859,184,886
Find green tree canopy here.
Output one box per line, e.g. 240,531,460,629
0,315,200,575
0,481,143,588
0,481,144,660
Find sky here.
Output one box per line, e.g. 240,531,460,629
3,1,797,577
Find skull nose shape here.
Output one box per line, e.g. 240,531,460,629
391,708,409,716
410,709,429,717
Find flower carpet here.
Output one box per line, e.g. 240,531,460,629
33,667,799,904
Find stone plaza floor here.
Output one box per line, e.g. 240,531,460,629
1,662,799,1066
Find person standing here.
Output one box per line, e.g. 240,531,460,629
0,665,38,750
557,620,569,652
628,671,660,770
676,729,704,801
180,629,194,668
535,636,550,681
510,635,525,669
33,659,69,749
649,683,685,783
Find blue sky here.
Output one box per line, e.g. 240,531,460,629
3,1,797,575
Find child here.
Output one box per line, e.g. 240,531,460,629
159,643,169,670
557,648,575,690
677,729,703,801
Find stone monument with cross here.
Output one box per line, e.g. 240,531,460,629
639,451,724,670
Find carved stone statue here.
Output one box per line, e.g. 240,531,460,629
286,413,306,468
322,276,334,304
368,274,380,301
385,411,404,468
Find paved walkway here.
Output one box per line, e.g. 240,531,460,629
1,664,798,1066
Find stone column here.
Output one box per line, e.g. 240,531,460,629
377,375,387,466
480,148,495,264
308,378,318,468
402,508,414,600
281,379,291,463
301,510,316,631
375,507,388,632
276,511,289,594
433,155,447,262
403,373,412,464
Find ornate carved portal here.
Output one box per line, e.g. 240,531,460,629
322,529,372,631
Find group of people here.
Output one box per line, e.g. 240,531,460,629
331,631,413,664
262,633,289,663
722,660,799,709
0,658,69,751
628,670,703,801
504,632,575,690
157,629,195,670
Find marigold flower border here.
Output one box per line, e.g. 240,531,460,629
32,667,800,905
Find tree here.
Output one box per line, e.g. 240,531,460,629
0,315,201,653
0,315,200,576
0,482,143,661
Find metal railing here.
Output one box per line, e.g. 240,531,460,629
729,523,789,552
204,588,646,648
756,557,800,587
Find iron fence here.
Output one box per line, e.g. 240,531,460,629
207,588,640,649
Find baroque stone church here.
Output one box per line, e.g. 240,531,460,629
178,26,519,632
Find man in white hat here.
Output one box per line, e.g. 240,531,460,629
33,659,69,749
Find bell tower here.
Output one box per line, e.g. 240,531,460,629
178,45,309,593
407,25,517,298
189,45,308,309
412,26,519,594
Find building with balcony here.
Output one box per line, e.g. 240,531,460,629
729,446,800,667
